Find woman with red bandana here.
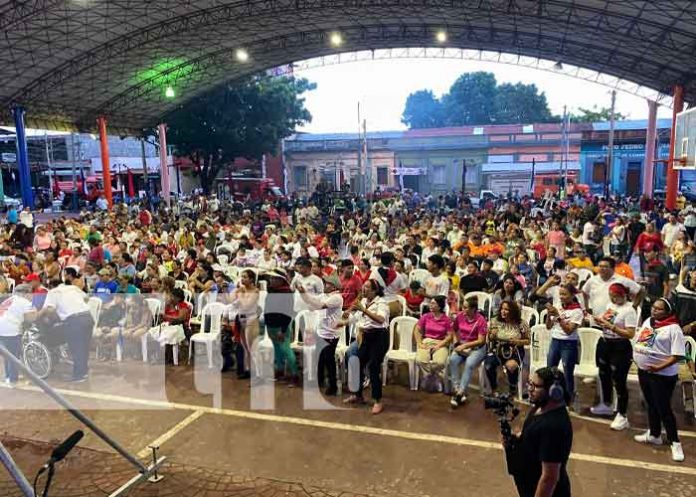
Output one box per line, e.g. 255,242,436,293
545,284,584,401
590,283,638,430
632,298,686,462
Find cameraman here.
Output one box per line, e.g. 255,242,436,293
507,367,573,497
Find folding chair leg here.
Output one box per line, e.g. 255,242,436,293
141,335,148,363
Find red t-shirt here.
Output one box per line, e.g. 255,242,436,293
340,274,363,310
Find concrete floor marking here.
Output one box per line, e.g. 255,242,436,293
10,385,696,476
136,410,205,459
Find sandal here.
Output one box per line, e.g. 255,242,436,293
371,402,384,415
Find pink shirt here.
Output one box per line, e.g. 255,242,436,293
417,312,451,340
452,312,488,343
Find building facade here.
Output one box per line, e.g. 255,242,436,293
283,119,676,197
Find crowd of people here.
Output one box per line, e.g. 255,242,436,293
0,188,694,463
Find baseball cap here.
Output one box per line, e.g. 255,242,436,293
23,273,40,283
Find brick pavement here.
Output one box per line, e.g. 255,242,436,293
0,437,372,497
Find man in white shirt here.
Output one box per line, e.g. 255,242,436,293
661,214,686,249
423,254,450,307
0,284,36,386
291,257,324,313
297,272,344,395
38,281,94,382
583,256,644,317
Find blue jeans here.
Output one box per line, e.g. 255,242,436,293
547,338,579,397
0,335,22,383
449,346,486,394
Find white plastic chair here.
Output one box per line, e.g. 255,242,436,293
572,268,594,287
530,324,552,377
140,298,162,363
7,278,15,293
217,254,229,266
182,289,194,305
394,295,408,317
383,316,419,390
576,327,604,404
174,280,187,289
463,291,493,319
539,308,548,325
334,324,350,394
521,306,540,327
291,310,316,380
409,269,431,285
188,302,228,368
144,298,162,325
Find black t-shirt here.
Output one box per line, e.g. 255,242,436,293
459,274,489,294
515,407,573,497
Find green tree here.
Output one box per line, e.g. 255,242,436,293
442,72,498,126
401,89,445,128
571,105,626,123
401,71,559,128
164,75,315,192
495,82,555,124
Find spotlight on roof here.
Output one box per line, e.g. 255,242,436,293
554,61,563,70
165,86,175,98
330,32,343,47
236,49,249,62
436,31,447,43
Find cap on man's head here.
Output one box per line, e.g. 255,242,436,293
98,268,111,276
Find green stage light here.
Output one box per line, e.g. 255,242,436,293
165,86,175,98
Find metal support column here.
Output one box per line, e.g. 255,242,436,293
158,123,170,207
642,100,658,197
0,440,34,496
666,85,684,210
11,106,34,209
97,117,113,208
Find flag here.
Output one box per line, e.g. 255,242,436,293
127,168,135,198
80,167,88,195
530,158,536,193
398,161,405,191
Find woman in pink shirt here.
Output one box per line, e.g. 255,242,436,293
33,227,52,252
449,296,488,407
414,296,452,388
546,221,567,260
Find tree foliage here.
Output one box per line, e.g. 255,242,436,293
401,71,557,128
164,75,315,192
401,90,445,128
570,105,626,123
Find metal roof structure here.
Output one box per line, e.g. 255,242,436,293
1,1,695,134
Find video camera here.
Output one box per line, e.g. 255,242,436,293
483,393,521,475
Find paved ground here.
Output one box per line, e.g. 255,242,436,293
2,357,696,496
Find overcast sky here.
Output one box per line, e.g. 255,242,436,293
296,58,673,134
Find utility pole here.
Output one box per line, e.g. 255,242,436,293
605,90,617,198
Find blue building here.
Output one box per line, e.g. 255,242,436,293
579,119,672,196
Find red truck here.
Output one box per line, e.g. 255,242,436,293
217,177,284,202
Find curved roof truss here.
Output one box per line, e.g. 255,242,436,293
0,1,694,133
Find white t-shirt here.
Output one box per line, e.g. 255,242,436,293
582,274,641,316
599,301,637,340
43,284,90,320
423,273,450,305
550,306,584,341
382,272,408,302
661,222,685,248
544,285,585,310
291,274,324,312
0,296,33,337
304,292,344,340
582,222,596,246
632,318,686,376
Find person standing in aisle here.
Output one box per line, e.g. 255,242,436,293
632,298,686,462
297,272,344,395
38,278,94,382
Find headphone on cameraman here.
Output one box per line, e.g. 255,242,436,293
548,369,566,402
